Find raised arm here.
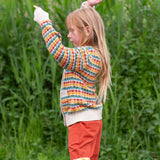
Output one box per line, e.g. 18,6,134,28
33,6,101,72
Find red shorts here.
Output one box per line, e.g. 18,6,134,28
68,120,102,160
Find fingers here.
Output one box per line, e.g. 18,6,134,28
87,0,102,7
33,5,41,10
93,0,102,5
33,5,39,8
33,5,37,9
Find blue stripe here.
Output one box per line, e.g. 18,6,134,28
76,71,95,83
64,77,83,82
61,96,68,100
61,95,95,101
46,35,57,48
65,70,95,83
91,63,101,70
51,41,61,56
43,29,55,39
41,22,52,30
83,68,98,76
73,51,77,70
63,48,71,69
68,95,95,101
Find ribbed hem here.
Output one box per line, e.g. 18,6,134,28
74,158,90,160
64,108,102,126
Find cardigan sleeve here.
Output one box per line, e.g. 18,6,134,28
40,20,101,72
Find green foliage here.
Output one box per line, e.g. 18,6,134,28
0,0,160,159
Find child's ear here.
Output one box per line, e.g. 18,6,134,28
85,26,91,37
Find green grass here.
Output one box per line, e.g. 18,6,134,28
0,0,160,159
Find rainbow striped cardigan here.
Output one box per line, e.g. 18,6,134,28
40,20,102,114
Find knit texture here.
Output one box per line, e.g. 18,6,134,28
40,20,102,114
74,158,90,160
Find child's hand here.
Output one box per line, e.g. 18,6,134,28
81,0,102,8
33,5,49,24
88,0,102,7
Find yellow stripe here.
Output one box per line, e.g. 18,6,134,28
68,91,95,98
48,37,59,52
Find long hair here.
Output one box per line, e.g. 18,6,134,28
66,7,111,103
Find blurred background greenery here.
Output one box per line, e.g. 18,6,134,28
0,0,160,159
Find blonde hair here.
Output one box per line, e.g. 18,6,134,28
66,7,111,103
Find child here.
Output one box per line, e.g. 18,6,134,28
33,1,111,159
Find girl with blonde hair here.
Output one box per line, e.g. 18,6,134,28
34,0,111,159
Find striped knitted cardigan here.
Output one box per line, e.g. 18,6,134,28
40,20,102,115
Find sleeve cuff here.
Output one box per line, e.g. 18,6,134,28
40,19,52,28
